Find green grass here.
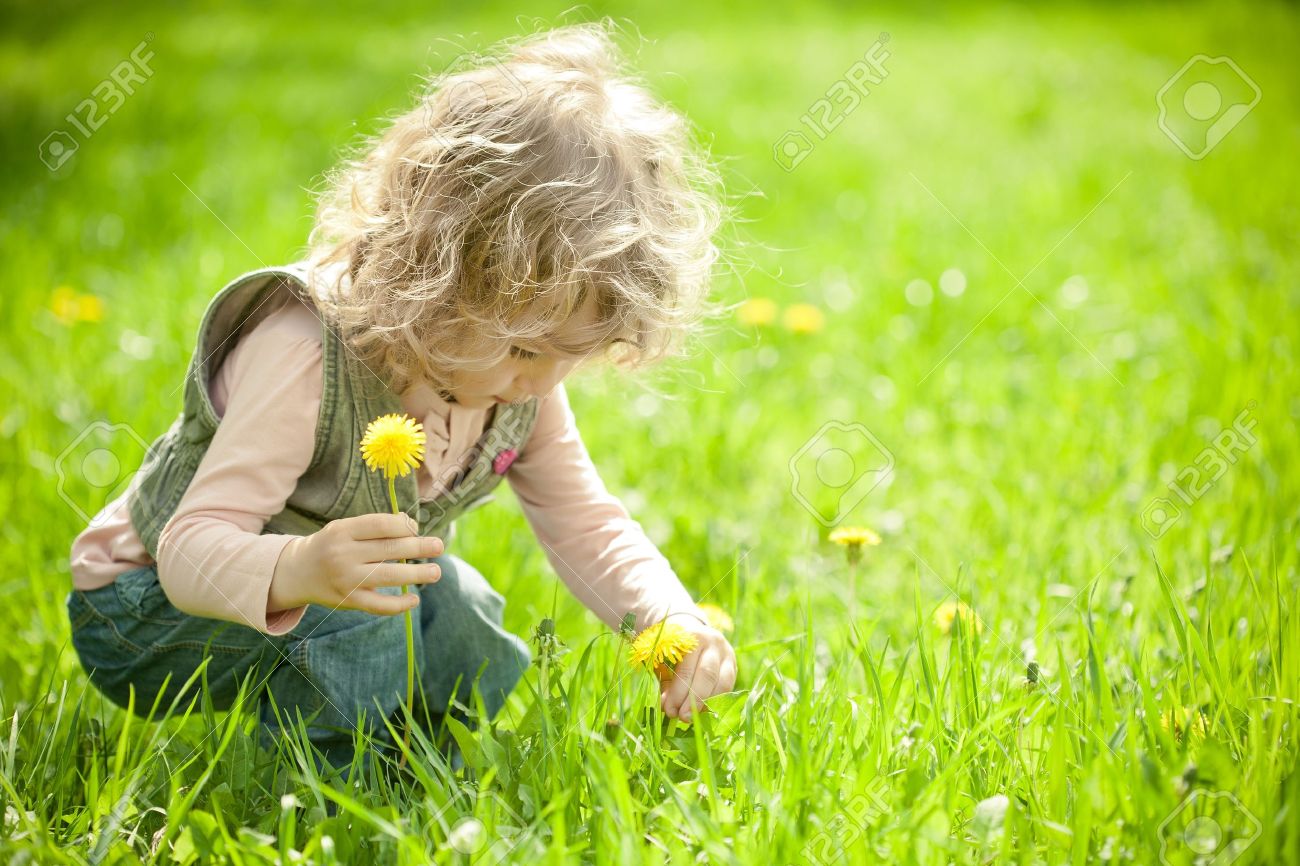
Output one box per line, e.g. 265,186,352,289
3,0,1299,862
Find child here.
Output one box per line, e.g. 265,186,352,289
66,23,736,766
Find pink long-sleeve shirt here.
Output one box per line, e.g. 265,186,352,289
69,299,701,636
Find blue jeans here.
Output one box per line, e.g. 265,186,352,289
66,554,531,768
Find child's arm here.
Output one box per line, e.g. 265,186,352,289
152,303,322,633
506,384,737,720
154,302,437,633
505,383,700,630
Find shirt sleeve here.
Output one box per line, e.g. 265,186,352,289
154,302,323,635
505,383,705,632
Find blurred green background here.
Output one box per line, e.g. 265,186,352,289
2,0,1298,861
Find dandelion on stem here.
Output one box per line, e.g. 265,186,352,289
359,412,427,757
829,526,881,618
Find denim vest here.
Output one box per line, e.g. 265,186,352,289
128,262,539,553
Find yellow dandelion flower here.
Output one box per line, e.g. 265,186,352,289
51,286,103,325
829,526,881,565
782,303,825,334
50,286,105,323
359,413,426,478
358,413,427,763
697,603,734,634
76,293,105,322
1160,707,1209,740
736,297,778,327
829,526,881,547
934,600,984,636
629,620,699,676
50,286,79,324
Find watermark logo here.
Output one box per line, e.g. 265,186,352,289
415,409,532,530
55,421,150,526
1158,790,1260,865
1140,404,1257,539
1157,55,1260,160
790,421,894,527
432,790,533,865
774,34,891,172
39,34,155,171
797,778,888,864
1140,498,1183,540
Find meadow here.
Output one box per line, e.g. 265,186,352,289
2,0,1298,863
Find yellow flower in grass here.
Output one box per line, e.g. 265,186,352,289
830,526,881,564
782,303,825,334
1160,707,1209,740
697,603,734,634
50,286,105,325
934,600,983,636
360,414,426,478
629,620,699,677
736,297,778,327
829,527,882,547
358,412,426,763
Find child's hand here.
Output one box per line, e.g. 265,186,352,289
659,617,738,723
269,513,444,615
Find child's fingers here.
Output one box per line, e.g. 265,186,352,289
359,561,441,589
718,654,738,693
680,653,721,722
347,589,420,616
661,649,701,718
357,534,443,563
345,512,420,540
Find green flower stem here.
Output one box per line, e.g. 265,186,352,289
386,474,416,755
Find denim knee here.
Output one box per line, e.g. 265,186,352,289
65,569,280,713
263,558,529,765
261,559,527,767
269,603,413,751
418,555,530,720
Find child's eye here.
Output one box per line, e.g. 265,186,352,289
509,346,541,360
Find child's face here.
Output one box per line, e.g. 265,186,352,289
443,295,604,409
444,347,583,409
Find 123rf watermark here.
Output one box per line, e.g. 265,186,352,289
790,421,894,527
795,778,889,865
1158,789,1260,866
1157,55,1259,160
38,34,156,171
55,420,151,527
431,789,537,865
774,33,891,172
1140,404,1258,539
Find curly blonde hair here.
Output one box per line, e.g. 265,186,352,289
304,22,724,394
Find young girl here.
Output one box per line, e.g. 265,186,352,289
66,23,736,765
